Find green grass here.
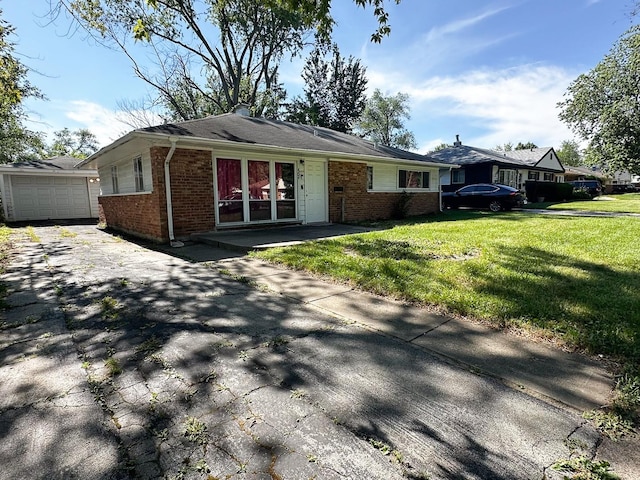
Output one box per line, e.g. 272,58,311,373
254,211,640,363
532,193,640,214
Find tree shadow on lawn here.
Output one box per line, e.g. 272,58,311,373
0,227,608,479
468,245,640,361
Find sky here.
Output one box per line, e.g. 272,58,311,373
3,0,637,153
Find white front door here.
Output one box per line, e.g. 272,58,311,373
304,160,327,223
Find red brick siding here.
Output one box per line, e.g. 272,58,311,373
98,193,165,242
328,160,440,222
99,146,215,243
165,148,216,237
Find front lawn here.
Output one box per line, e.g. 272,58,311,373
254,211,640,363
529,193,640,214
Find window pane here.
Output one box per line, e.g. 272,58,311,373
367,166,373,190
250,201,271,221
276,163,296,219
249,161,271,221
217,158,243,223
399,170,426,189
248,161,270,200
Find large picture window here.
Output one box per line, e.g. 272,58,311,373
217,158,243,223
216,158,296,224
399,170,430,189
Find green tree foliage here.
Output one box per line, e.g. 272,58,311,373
285,44,367,132
265,0,401,43
514,141,538,150
430,143,451,152
556,140,583,167
494,142,513,152
54,0,311,119
0,10,45,163
559,25,640,175
45,128,99,159
355,89,417,150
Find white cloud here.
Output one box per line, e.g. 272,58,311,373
64,101,136,147
65,100,163,148
370,63,580,149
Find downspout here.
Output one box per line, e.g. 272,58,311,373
164,137,184,247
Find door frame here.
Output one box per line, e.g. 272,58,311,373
302,159,328,224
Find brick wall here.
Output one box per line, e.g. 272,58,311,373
99,146,215,243
328,160,440,222
165,148,216,238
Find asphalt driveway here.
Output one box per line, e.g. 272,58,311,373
0,225,634,479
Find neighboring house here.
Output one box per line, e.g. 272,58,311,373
564,166,640,192
78,111,452,244
432,137,565,191
0,156,100,222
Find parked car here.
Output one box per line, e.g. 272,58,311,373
442,184,525,212
568,180,602,198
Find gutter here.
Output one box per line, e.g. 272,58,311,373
164,137,183,247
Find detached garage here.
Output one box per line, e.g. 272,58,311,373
0,156,100,222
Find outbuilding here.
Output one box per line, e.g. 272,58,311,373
0,156,100,222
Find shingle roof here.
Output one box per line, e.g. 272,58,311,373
502,147,553,166
2,156,83,170
428,145,528,167
139,113,434,163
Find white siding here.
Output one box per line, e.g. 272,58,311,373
99,153,153,195
536,151,564,171
369,164,439,192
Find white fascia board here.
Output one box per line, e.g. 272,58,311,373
0,167,98,177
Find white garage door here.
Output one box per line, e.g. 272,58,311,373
11,175,91,221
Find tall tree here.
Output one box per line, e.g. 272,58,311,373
0,10,45,163
355,89,416,150
45,128,99,159
556,140,582,167
53,0,310,119
559,25,640,175
286,44,367,132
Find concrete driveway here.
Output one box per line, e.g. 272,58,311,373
0,225,634,479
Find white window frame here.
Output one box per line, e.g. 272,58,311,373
134,156,144,192
111,165,119,194
451,168,465,184
398,169,430,190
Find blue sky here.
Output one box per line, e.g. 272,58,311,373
4,0,636,152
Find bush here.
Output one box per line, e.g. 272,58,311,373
525,181,573,202
572,188,593,200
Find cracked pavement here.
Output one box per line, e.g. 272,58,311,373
0,225,636,479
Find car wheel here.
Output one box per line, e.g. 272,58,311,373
489,200,502,212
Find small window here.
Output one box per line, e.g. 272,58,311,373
134,156,144,192
527,171,539,181
543,172,554,181
367,166,373,190
399,170,430,189
451,168,465,184
111,165,119,194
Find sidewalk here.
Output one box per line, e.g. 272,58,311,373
206,255,614,413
